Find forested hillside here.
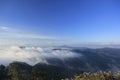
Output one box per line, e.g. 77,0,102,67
1,62,120,80
0,62,46,80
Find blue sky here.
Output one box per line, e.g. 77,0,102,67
0,0,120,45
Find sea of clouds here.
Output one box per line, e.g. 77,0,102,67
0,46,80,65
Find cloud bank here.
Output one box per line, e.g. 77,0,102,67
0,46,80,65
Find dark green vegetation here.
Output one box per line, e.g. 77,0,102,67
0,62,73,80
1,62,120,80
63,71,120,80
0,62,46,80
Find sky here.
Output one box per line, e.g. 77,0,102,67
0,0,120,46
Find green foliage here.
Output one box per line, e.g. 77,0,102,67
31,68,46,80
0,65,7,80
2,62,120,80
64,71,119,80
9,64,21,80
0,62,46,80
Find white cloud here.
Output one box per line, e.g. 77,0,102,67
11,33,57,39
0,26,57,39
0,46,81,65
0,33,57,40
0,26,10,31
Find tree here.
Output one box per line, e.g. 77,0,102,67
8,62,31,80
32,68,46,80
0,65,7,80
